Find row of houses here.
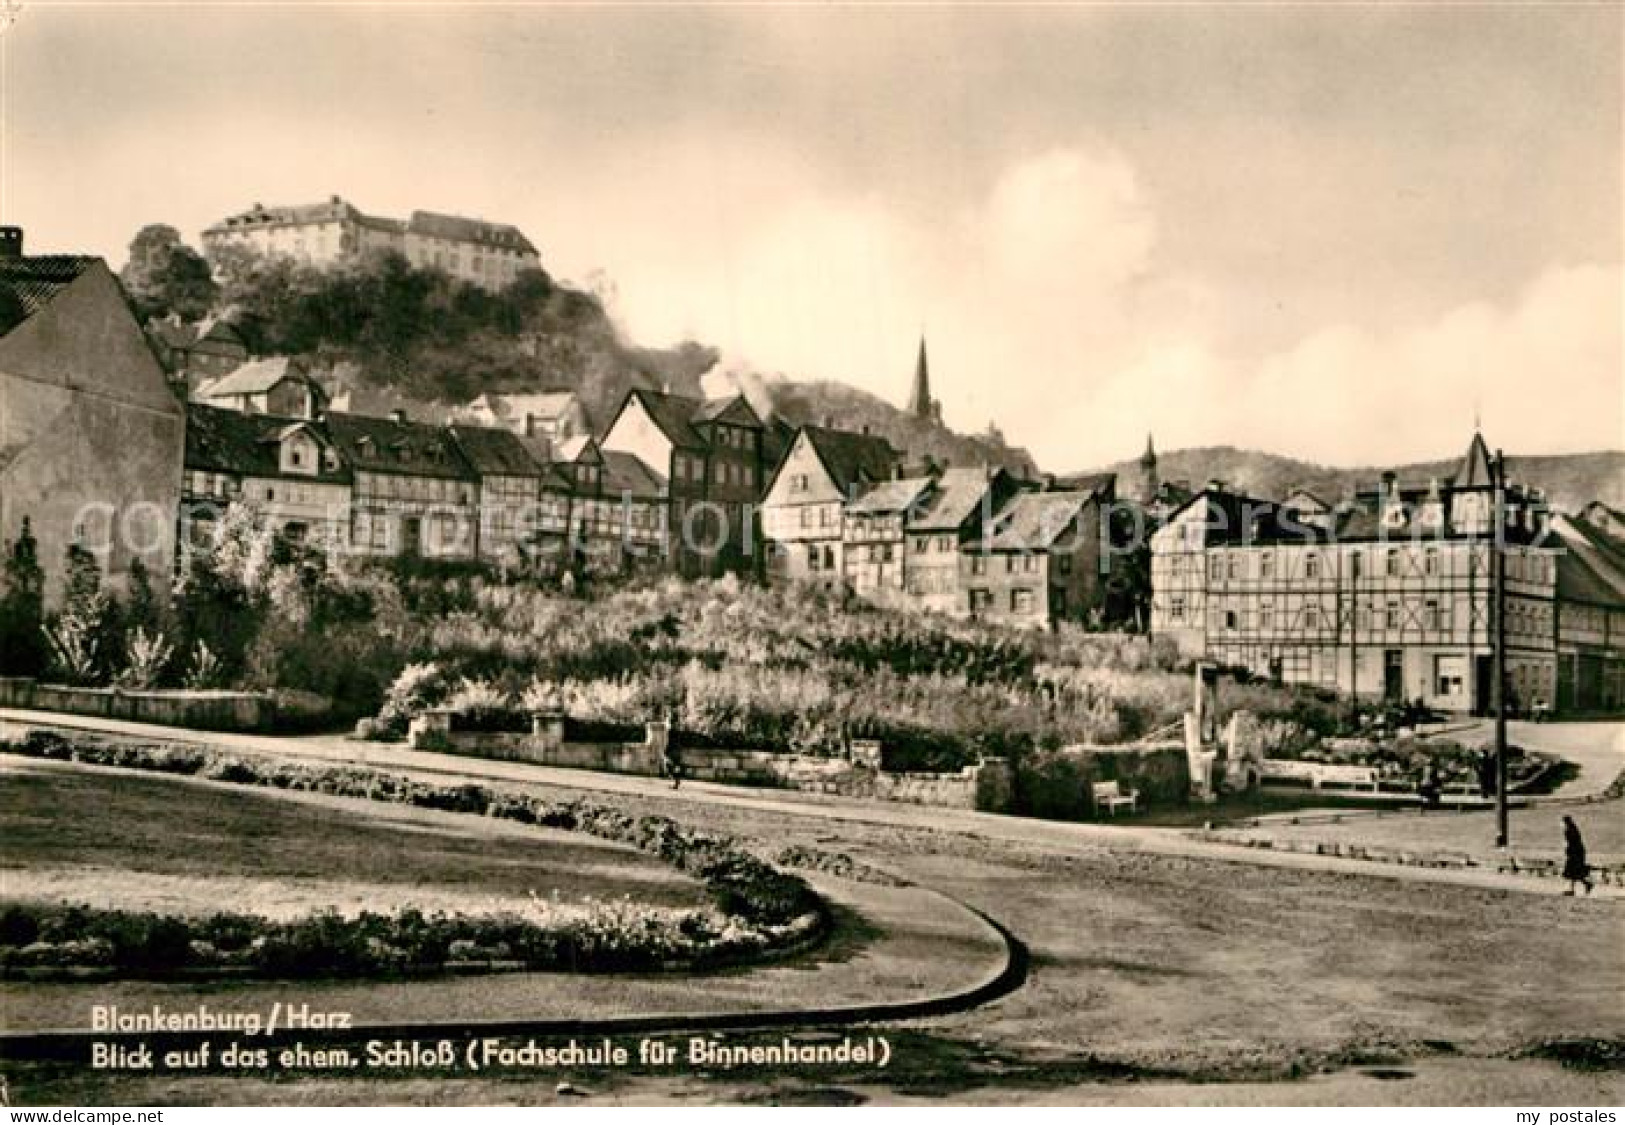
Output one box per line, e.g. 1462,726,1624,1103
3,228,1621,711
1149,434,1625,713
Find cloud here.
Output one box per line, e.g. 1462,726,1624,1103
593,141,1619,472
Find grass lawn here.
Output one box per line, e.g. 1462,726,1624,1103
0,758,709,919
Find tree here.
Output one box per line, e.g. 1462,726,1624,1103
45,544,116,685
121,223,219,321
0,518,47,677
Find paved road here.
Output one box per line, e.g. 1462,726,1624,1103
2,707,1617,899
1424,718,1625,798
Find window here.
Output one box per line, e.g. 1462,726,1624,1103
1351,550,1364,579
1223,609,1238,631
1424,548,1439,577
1057,554,1072,575
807,544,821,571
913,536,929,555
800,507,813,530
881,544,894,563
1210,555,1224,581
1385,601,1401,630
290,449,303,467
1022,554,1039,574
1260,551,1274,579
936,536,953,554
1012,589,1035,614
1303,605,1320,630
1425,599,1445,631
971,555,988,576
1385,549,1401,577
1007,556,1018,574
969,588,993,613
1169,596,1185,623
1305,554,1320,579
1227,555,1240,580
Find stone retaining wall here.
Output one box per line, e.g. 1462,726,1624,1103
408,710,1012,812
0,677,276,732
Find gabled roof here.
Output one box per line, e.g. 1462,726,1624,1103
0,255,97,335
846,475,936,517
794,425,898,497
408,210,536,255
692,394,763,429
205,198,368,234
600,450,667,500
907,466,1008,532
323,412,474,479
1057,471,1117,498
467,390,580,421
622,388,707,450
447,424,544,477
974,490,1096,552
1552,514,1625,607
196,356,314,398
183,403,349,483
1455,431,1494,489
554,434,601,464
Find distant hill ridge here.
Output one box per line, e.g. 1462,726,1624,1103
1084,444,1625,515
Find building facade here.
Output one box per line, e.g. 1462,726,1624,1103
760,424,898,588
203,197,541,291
841,476,936,606
149,315,249,390
1150,434,1570,714
182,404,351,549
963,485,1113,628
324,413,480,560
599,389,765,578
194,357,328,418
0,235,185,604
903,467,1022,615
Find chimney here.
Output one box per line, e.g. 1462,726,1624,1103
330,194,342,204
1206,478,1228,493
1042,472,1056,491
389,408,408,424
0,227,21,259
1381,470,1398,493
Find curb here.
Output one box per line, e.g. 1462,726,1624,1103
0,890,1026,1064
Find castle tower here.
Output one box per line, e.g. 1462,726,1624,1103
906,336,941,422
1134,433,1159,504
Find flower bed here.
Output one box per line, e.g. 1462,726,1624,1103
0,730,828,980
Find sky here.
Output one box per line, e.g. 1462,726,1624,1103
2,3,1620,471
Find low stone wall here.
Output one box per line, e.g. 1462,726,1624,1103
407,711,1010,812
0,678,276,732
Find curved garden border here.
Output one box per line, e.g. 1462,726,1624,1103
0,729,1028,1063
0,730,827,981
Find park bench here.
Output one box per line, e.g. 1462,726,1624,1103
1260,760,1381,793
1091,780,1139,816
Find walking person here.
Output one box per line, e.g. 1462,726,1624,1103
661,708,685,790
1562,815,1594,896
1417,761,1441,813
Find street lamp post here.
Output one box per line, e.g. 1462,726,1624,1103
1492,449,1509,848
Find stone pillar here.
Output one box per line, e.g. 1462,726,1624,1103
1185,711,1217,803
973,756,1014,812
848,739,883,769
530,711,565,752
408,708,454,749
636,720,671,778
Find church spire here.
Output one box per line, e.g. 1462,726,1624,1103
906,336,939,422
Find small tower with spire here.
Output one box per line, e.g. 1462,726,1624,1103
906,336,941,423
1133,433,1159,505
